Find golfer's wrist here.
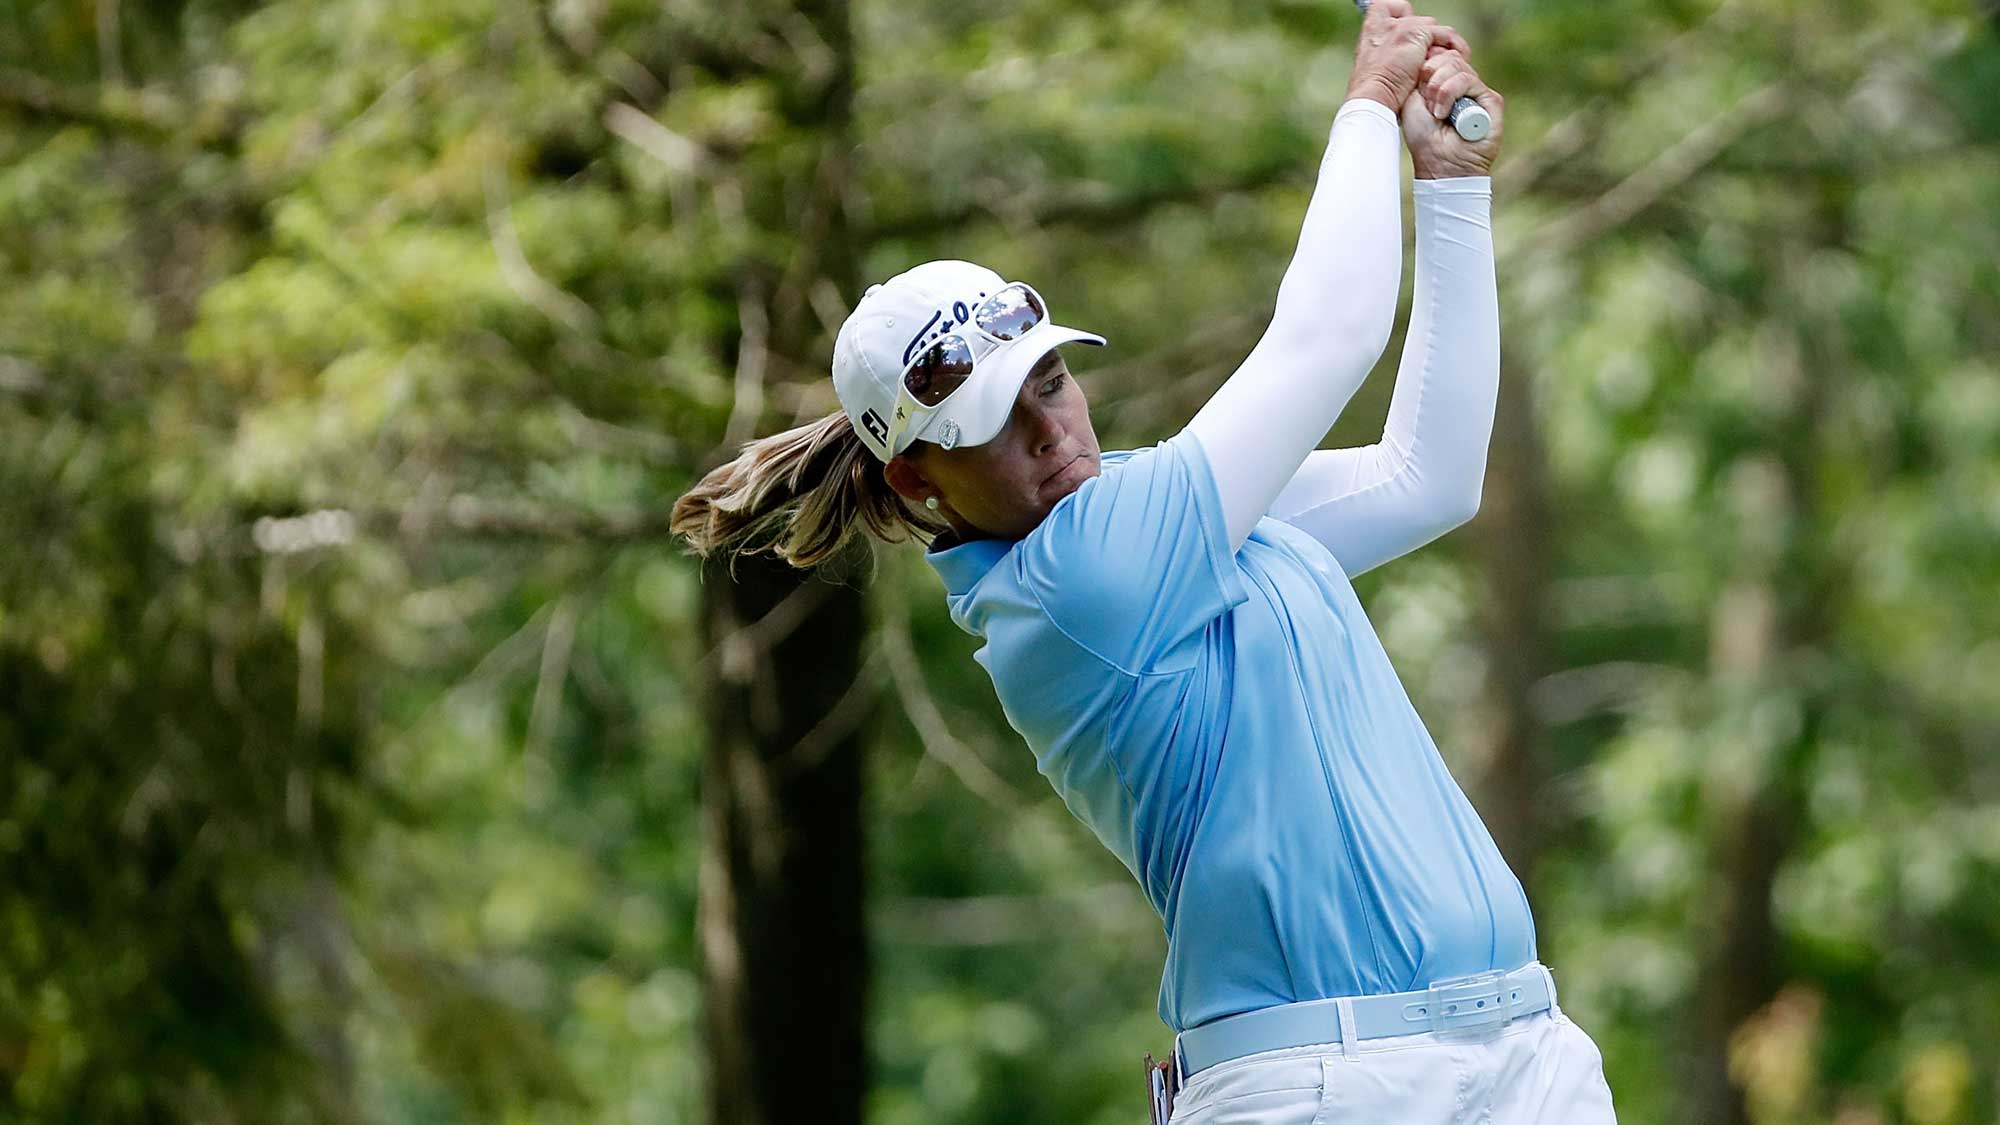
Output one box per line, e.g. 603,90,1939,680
1345,74,1405,115
1412,155,1491,180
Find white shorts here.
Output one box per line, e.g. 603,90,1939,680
1166,1007,1616,1124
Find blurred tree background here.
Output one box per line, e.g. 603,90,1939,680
4,0,1999,1121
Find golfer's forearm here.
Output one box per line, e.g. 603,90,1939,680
1267,177,1499,576
1184,98,1403,549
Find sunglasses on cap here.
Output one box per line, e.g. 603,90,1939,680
885,282,1049,453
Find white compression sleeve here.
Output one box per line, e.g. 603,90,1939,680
1266,177,1499,577
1182,98,1404,549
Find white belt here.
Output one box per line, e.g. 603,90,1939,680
1174,962,1557,1079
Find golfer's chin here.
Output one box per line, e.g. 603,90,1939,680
1039,451,1099,504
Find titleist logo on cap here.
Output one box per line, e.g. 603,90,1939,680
902,294,988,367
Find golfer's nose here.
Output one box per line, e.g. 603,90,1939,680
1022,399,1063,456
1009,378,1061,453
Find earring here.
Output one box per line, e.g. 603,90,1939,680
924,496,940,512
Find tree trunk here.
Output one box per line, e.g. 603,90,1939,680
1686,173,1846,1125
698,558,870,1125
694,2,868,1121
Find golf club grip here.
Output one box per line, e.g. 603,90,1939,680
1350,0,1492,143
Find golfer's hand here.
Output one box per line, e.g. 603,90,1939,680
1403,47,1504,178
1347,0,1468,115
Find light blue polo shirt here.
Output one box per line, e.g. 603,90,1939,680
924,432,1535,1033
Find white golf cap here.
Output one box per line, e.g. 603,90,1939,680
832,260,1106,462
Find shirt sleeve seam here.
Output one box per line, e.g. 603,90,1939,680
1018,585,1175,848
1025,436,1240,677
1025,581,1144,679
1172,431,1249,604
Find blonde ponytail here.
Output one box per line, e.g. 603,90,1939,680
671,411,947,570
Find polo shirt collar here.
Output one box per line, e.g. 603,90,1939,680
924,534,1016,596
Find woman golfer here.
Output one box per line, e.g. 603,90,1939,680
675,3,1615,1120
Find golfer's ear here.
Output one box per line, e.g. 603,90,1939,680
882,454,931,504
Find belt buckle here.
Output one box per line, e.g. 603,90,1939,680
1414,969,1518,1041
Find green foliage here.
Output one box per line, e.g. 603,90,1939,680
3,0,1998,1121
